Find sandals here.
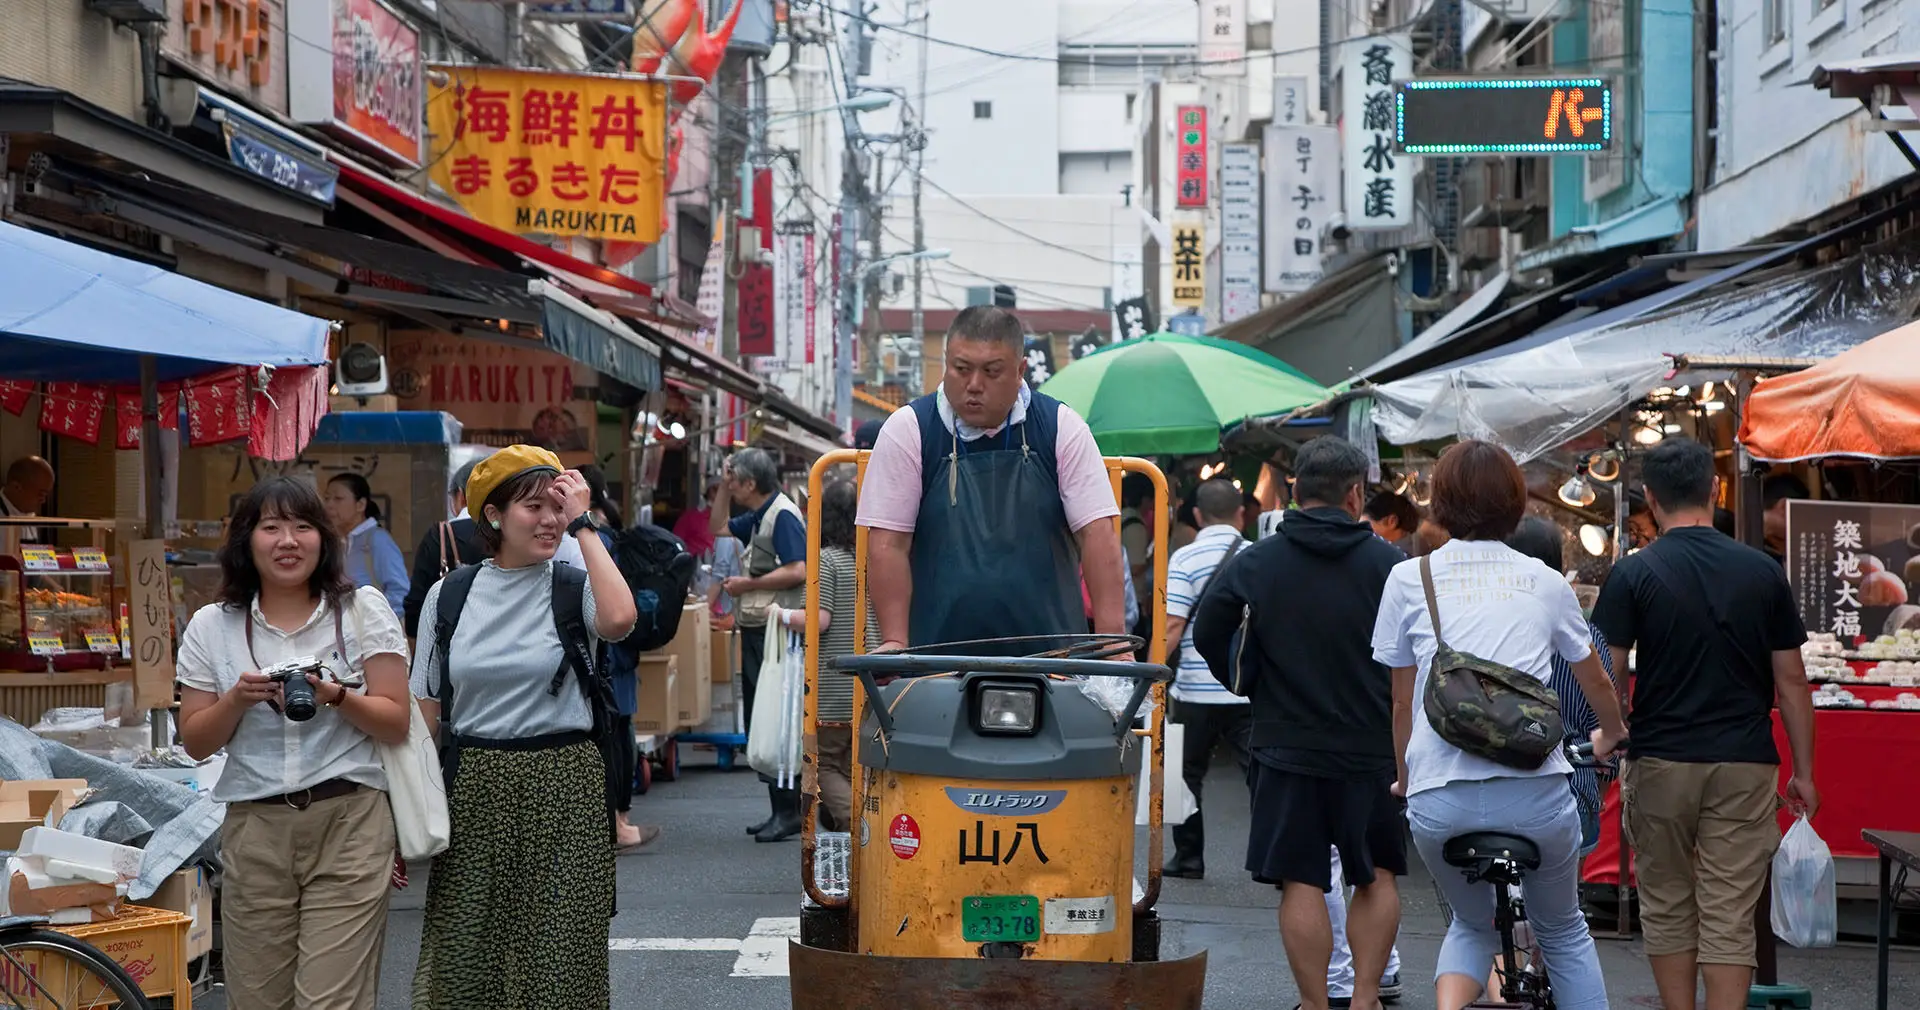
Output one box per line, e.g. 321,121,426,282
615,824,662,855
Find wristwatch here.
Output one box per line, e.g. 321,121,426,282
567,513,601,539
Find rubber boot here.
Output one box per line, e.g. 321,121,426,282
754,787,804,843
1162,813,1205,878
746,780,776,835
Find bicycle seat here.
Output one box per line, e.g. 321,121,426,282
1443,832,1542,872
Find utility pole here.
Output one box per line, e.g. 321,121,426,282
832,8,869,433
909,0,930,391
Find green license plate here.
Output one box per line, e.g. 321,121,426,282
961,895,1041,943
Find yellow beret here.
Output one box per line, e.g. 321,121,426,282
466,444,562,524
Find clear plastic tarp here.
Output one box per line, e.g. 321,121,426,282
1370,241,1920,462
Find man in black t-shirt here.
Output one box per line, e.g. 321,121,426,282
1192,437,1406,1010
1590,439,1818,1010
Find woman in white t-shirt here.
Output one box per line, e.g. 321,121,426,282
176,477,415,1010
1370,441,1627,1010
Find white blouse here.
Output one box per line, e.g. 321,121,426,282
176,586,407,803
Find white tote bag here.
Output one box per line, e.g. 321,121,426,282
747,621,803,781
350,597,449,861
380,702,451,861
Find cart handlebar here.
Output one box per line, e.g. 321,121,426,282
823,635,1173,740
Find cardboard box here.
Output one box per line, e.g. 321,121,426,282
150,866,212,960
7,869,118,917
710,626,734,684
633,656,679,735
0,786,77,851
675,646,712,729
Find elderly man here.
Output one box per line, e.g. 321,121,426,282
857,305,1127,653
0,457,54,543
710,446,808,841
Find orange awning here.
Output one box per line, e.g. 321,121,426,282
1739,318,1920,462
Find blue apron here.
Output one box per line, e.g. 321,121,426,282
907,391,1085,656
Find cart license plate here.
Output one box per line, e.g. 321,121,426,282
961,895,1041,943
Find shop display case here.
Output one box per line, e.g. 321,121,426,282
0,546,122,673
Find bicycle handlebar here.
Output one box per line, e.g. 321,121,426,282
1566,736,1628,767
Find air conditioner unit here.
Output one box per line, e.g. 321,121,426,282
333,342,390,398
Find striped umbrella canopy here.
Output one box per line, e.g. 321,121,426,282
1038,331,1331,455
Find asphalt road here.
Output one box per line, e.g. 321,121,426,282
200,744,1920,1009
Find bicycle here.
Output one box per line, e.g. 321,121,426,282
1432,739,1621,1010
0,913,153,1009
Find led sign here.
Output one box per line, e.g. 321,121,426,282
1394,78,1613,155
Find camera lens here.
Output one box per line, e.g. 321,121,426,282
282,674,318,722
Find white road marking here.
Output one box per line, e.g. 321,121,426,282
606,916,800,977
730,917,800,978
608,938,744,952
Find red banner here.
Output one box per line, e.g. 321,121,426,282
185,369,250,446
39,383,107,444
113,389,182,450
737,167,776,356
0,380,31,416
1176,105,1208,208
248,365,331,461
804,232,817,365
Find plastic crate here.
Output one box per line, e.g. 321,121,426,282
52,903,193,1007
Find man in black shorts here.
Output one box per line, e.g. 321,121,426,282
1193,436,1406,1010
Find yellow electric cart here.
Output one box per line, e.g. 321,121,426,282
788,451,1208,1010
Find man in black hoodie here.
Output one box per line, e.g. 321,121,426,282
1192,436,1405,1010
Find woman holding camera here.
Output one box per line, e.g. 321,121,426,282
410,446,636,1010
176,477,414,1010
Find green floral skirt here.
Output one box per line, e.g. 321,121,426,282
412,739,614,1010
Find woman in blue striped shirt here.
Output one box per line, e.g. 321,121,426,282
1506,516,1614,854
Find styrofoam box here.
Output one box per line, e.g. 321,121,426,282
16,828,142,884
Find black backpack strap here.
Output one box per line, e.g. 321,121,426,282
434,565,483,728
549,562,595,697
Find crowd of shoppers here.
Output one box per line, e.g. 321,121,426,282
1178,433,1814,1010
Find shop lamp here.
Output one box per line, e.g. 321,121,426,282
1586,452,1621,483
1580,524,1610,557
1558,466,1597,508
1633,425,1665,446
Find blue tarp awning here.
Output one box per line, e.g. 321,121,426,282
0,219,331,384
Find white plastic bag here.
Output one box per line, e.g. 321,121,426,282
1134,720,1197,826
746,622,804,782
1770,814,1837,948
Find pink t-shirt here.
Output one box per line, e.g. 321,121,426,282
856,399,1120,534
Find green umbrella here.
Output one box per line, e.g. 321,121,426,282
1037,331,1331,456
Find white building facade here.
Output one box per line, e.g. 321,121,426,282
1697,0,1914,249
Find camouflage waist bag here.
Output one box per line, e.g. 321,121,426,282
1418,554,1563,770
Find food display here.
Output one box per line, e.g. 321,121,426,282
0,551,119,672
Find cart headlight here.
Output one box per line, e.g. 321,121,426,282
976,685,1040,735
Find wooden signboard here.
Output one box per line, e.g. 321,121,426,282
128,540,176,709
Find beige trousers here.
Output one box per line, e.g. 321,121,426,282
220,786,396,1010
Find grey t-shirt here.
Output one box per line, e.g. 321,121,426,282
409,559,600,739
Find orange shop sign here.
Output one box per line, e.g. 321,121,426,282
425,65,667,242
287,0,423,166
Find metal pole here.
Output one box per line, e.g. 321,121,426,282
833,8,869,433
910,0,930,390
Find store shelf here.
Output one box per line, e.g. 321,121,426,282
0,667,134,688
